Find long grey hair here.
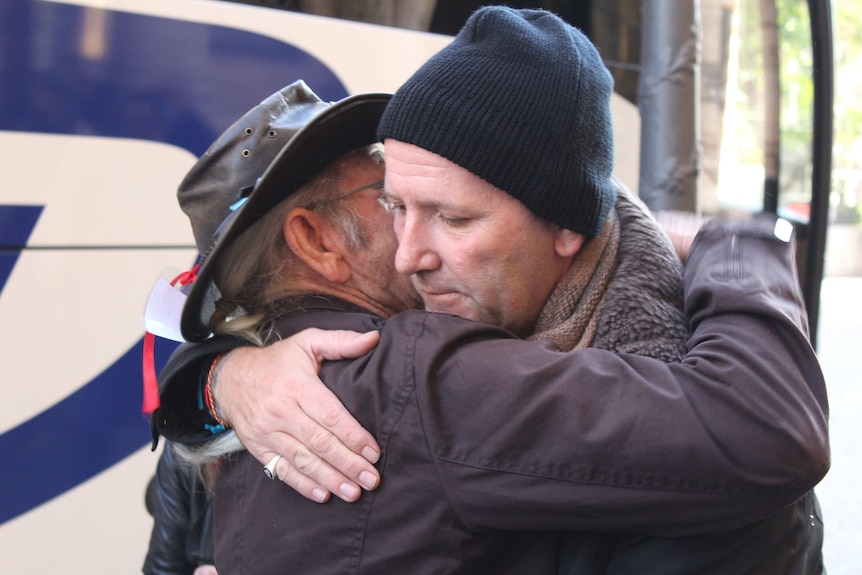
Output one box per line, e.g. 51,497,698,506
174,144,383,466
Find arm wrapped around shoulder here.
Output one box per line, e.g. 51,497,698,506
683,214,829,501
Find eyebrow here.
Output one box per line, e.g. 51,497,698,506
381,189,451,212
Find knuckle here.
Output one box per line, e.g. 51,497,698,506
292,446,320,474
307,429,336,455
317,404,343,428
261,400,291,422
342,428,368,450
338,457,367,480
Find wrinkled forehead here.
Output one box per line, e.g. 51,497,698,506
380,139,506,207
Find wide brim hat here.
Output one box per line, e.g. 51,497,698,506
180,92,391,342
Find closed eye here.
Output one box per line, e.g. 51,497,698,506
440,214,469,227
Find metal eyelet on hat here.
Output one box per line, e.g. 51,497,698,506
244,127,253,135
267,129,277,138
241,149,251,158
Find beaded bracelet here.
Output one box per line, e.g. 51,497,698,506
204,353,231,428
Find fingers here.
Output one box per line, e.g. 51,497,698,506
293,400,380,491
298,380,381,465
259,331,384,480
240,362,382,490
265,449,332,503
215,330,384,503
296,328,381,363
255,434,376,503
250,416,380,503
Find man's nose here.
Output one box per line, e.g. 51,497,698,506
395,216,439,275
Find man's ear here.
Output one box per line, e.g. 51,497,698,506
283,208,351,283
554,227,585,257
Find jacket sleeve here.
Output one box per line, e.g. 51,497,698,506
414,214,829,536
153,337,246,446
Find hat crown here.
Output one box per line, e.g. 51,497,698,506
178,80,331,254
378,6,617,237
176,84,391,342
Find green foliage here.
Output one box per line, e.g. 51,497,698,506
732,0,861,216
775,0,813,154
832,0,862,175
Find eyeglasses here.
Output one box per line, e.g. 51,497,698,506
304,179,384,210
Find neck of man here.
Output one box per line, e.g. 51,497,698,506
318,283,406,319
266,278,407,320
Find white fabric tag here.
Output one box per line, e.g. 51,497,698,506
143,277,187,342
773,218,794,243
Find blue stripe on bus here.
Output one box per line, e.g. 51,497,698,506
0,337,179,524
0,0,348,153
0,205,43,292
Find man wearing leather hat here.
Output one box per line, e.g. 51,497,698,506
174,80,413,343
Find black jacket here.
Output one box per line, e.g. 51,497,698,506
143,442,214,575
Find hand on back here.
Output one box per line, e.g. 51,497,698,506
215,328,382,502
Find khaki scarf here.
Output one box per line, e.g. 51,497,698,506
529,188,688,362
529,210,620,352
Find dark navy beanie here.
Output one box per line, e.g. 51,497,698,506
377,6,617,237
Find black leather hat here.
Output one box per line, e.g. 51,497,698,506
177,80,390,341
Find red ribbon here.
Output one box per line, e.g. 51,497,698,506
142,264,199,415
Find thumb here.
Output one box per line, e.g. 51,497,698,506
295,328,380,364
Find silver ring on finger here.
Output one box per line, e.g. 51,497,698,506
263,454,283,480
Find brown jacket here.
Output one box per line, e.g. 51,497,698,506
153,216,828,574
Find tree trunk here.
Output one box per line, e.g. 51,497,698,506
760,0,781,212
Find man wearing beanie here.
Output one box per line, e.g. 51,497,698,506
377,5,617,238
156,7,826,574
